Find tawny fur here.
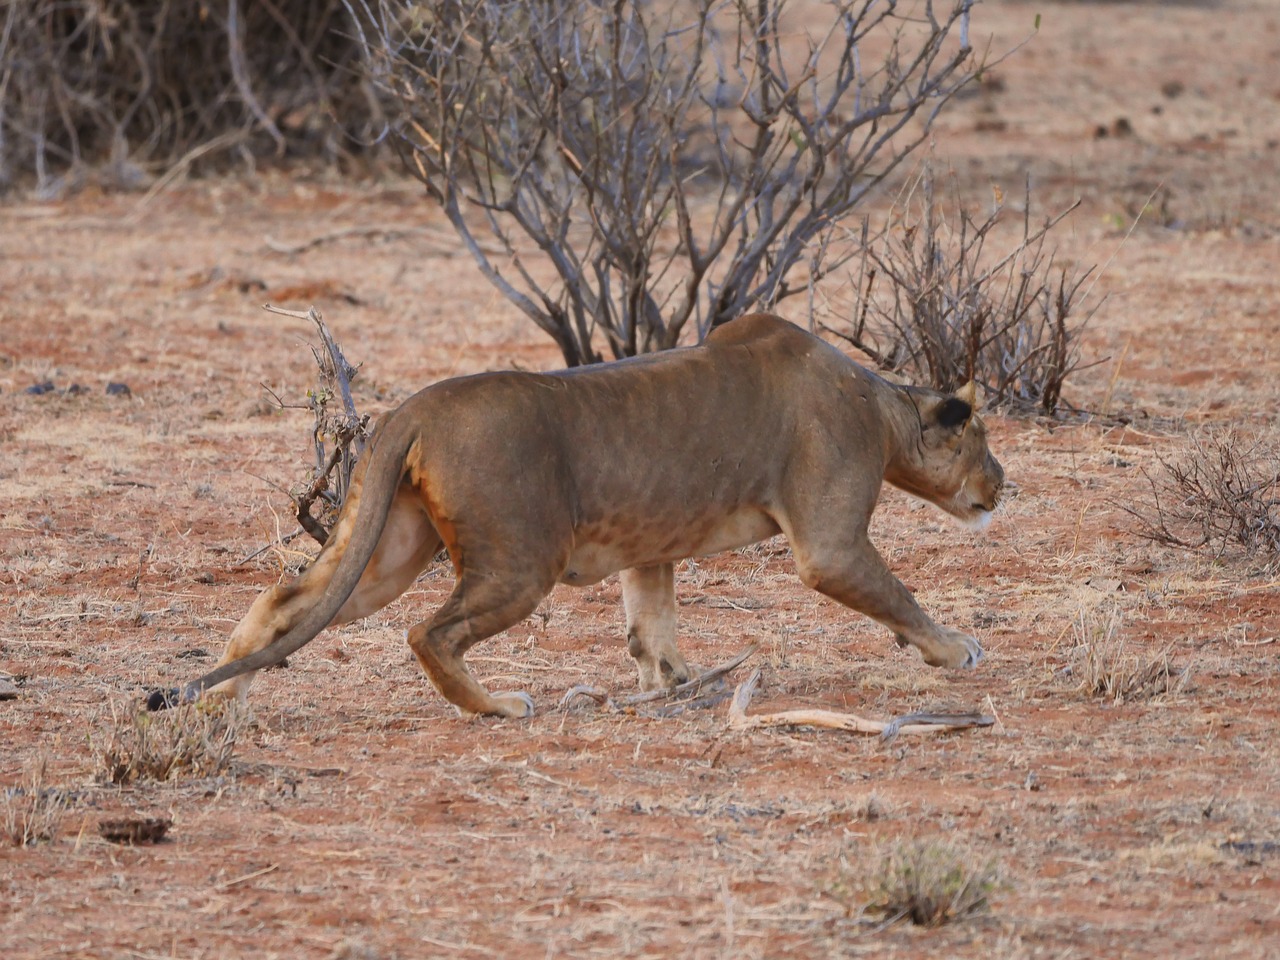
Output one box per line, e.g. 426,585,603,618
161,314,1005,718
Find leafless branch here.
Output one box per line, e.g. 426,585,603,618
263,304,373,543
347,0,993,366
828,166,1100,414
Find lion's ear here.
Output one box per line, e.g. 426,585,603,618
955,380,984,410
935,396,973,430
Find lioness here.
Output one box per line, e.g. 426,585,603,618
149,313,1004,717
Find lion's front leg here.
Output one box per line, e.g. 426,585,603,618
795,538,983,670
620,564,691,691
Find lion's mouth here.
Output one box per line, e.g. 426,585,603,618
963,507,994,532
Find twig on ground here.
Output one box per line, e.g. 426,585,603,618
727,669,994,741
558,647,757,716
234,529,307,567
263,226,506,257
619,647,756,705
215,863,280,890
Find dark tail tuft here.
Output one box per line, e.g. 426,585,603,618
145,688,181,711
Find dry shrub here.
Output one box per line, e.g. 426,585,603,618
0,1,376,193
353,0,989,366
268,306,371,544
3,756,70,847
94,699,244,785
1125,428,1280,571
1069,604,1187,704
831,168,1101,415
862,838,999,927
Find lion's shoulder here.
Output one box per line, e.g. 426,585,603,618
704,312,807,348
705,313,850,372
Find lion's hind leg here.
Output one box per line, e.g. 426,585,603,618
207,483,441,702
621,564,690,691
407,572,551,718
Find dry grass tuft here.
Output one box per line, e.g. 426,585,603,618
861,838,1000,927
93,699,245,785
1069,604,1187,704
857,793,888,823
3,756,70,847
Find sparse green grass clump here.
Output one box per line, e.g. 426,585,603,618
3,757,70,847
94,699,244,784
863,838,999,927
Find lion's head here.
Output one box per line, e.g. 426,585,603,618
884,381,1005,531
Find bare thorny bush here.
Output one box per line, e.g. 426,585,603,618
1124,428,1280,572
828,169,1100,415
347,0,989,366
0,1,380,195
262,306,372,545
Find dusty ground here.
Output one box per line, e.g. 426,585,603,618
3,1,1280,957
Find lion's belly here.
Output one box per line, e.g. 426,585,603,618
559,508,781,586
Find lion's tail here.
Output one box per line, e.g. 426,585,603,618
154,414,418,709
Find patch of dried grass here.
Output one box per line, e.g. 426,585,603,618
93,698,245,784
844,837,1000,927
1117,839,1229,874
3,756,70,846
1068,603,1187,704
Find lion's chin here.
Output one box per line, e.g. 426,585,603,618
961,509,994,533
943,496,994,532
931,498,994,532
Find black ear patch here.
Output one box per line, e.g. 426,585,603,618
936,397,973,429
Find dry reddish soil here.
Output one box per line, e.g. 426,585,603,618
3,2,1280,958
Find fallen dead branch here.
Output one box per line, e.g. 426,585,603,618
559,647,756,716
262,226,505,258
234,529,308,568
265,226,432,256
727,670,994,742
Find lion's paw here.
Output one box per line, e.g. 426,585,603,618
922,630,984,670
492,690,536,718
